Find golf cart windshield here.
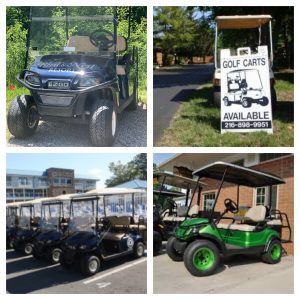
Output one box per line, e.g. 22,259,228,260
29,7,115,57
40,202,61,230
19,206,33,228
6,207,18,227
227,69,262,91
69,199,99,232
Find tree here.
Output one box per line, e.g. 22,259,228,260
105,153,147,187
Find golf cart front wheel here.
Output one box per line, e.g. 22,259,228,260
7,95,39,138
133,241,145,258
261,97,269,106
23,243,33,256
166,236,183,262
47,248,62,264
89,99,117,146
183,240,220,276
242,98,251,108
262,240,282,264
223,97,231,106
80,255,100,276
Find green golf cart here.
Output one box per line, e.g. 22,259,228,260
167,162,292,276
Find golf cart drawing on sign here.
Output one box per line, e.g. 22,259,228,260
223,69,269,108
7,7,139,146
166,162,292,277
213,15,277,109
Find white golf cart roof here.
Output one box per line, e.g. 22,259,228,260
216,15,272,29
20,197,53,206
193,161,285,187
7,201,23,207
41,193,77,205
153,189,185,197
154,171,204,189
72,187,146,198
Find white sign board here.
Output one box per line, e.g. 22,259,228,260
220,46,273,133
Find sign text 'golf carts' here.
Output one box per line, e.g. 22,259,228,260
220,46,273,133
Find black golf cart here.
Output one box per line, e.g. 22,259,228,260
6,202,21,249
12,198,45,255
60,188,147,276
167,162,292,276
153,172,205,255
7,7,139,146
32,194,74,264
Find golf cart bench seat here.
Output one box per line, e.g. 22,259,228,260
217,205,267,232
267,219,282,226
163,204,200,222
106,216,146,230
67,35,127,75
103,232,126,241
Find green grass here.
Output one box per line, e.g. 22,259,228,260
158,73,294,147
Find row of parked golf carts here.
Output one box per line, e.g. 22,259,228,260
6,188,147,276
153,162,292,276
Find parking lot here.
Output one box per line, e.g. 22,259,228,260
154,245,294,294
7,249,147,294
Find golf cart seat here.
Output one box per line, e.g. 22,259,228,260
217,205,267,232
267,219,282,226
103,232,126,241
163,205,200,222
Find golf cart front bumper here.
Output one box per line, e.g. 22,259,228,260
17,72,118,119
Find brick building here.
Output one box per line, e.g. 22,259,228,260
6,167,98,202
158,153,294,255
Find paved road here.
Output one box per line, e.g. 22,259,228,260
7,105,147,147
6,249,147,294
154,247,293,294
153,64,214,145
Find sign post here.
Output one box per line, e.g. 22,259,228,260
220,46,273,134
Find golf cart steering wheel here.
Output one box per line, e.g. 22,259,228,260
90,29,114,50
224,198,238,213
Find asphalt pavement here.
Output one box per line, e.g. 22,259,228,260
7,104,147,147
153,246,294,294
6,249,147,294
153,64,214,145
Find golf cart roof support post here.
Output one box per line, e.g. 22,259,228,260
185,185,190,207
269,20,274,67
184,178,200,221
259,26,261,45
269,185,273,209
113,7,117,63
103,196,107,217
96,197,99,230
157,174,167,204
209,166,228,223
65,7,69,41
132,193,135,218
197,185,202,206
237,185,240,209
214,24,218,68
24,7,33,70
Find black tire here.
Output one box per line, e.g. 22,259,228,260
47,248,62,264
127,78,138,111
89,99,117,146
242,98,251,108
183,240,220,276
7,95,39,138
262,240,282,264
271,85,277,111
154,232,163,256
133,241,145,258
223,97,231,106
23,243,33,256
261,96,269,106
80,255,100,276
166,236,183,262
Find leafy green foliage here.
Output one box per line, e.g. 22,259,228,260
105,153,147,187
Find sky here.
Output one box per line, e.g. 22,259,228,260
6,153,139,188
153,153,176,166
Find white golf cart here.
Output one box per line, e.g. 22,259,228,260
213,15,277,109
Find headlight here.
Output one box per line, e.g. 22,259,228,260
79,245,87,250
77,76,102,88
46,240,52,244
25,73,40,87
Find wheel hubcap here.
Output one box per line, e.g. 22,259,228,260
89,260,98,272
52,251,60,262
271,244,281,260
193,247,215,271
137,245,144,256
28,106,38,128
25,245,32,254
112,110,116,136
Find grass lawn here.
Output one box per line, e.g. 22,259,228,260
158,72,294,147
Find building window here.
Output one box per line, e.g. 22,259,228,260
256,187,266,205
6,189,14,198
259,153,289,163
6,176,12,186
38,178,48,186
53,177,72,186
203,193,216,211
14,189,24,198
255,186,278,211
18,177,30,186
232,159,244,166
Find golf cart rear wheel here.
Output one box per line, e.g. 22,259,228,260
184,240,220,276
23,243,33,256
7,95,39,138
166,236,183,262
133,241,145,258
262,240,282,264
261,96,269,106
80,255,100,276
47,248,62,264
89,99,117,146
242,98,251,108
223,97,231,106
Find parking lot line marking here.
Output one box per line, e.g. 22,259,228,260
83,258,147,285
6,256,34,263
